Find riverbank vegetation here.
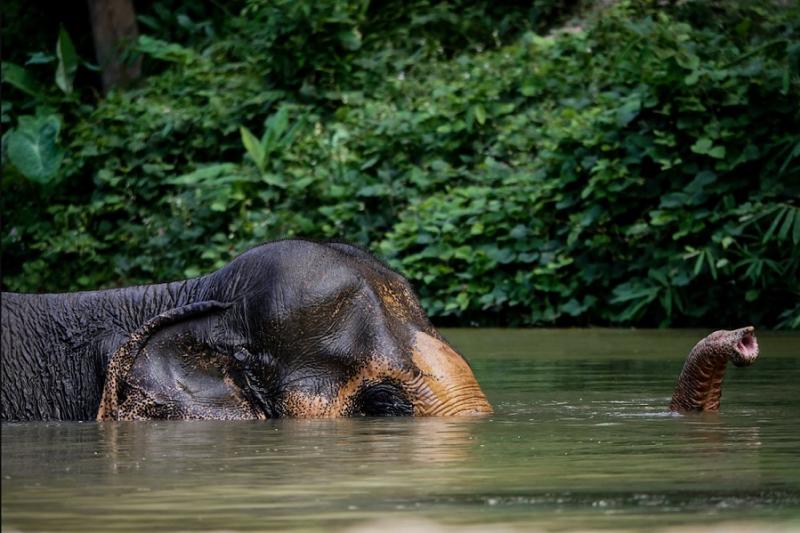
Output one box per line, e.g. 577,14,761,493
2,0,799,328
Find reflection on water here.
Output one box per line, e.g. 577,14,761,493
2,329,799,532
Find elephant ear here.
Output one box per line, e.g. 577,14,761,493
97,301,263,421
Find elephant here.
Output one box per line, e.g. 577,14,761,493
1,239,492,421
1,239,759,421
669,326,759,412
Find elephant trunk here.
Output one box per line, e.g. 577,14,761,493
410,332,493,416
669,326,759,413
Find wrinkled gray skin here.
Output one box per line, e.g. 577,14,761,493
1,240,492,421
670,326,759,413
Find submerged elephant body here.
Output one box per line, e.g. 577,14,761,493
1,240,492,421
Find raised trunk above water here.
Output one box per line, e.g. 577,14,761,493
669,326,759,413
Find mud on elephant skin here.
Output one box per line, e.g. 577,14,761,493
1,240,492,421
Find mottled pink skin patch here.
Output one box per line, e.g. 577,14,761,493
410,332,493,416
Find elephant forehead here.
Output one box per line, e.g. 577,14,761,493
374,281,420,321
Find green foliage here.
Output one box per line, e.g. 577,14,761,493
1,26,87,185
1,62,46,98
239,105,303,176
54,27,78,95
379,2,800,327
3,114,65,183
1,0,798,329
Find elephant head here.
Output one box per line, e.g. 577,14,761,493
97,241,492,420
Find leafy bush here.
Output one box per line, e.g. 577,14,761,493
1,0,798,329
379,3,800,328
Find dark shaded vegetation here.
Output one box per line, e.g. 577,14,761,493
2,0,799,329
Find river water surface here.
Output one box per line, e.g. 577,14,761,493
2,329,799,532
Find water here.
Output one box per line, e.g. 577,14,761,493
3,329,799,532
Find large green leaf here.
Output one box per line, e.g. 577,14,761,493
5,115,64,184
240,126,266,173
55,27,79,95
1,62,45,98
262,106,290,153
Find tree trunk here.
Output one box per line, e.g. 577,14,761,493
87,0,141,93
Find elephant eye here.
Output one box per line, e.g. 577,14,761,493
353,381,413,417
